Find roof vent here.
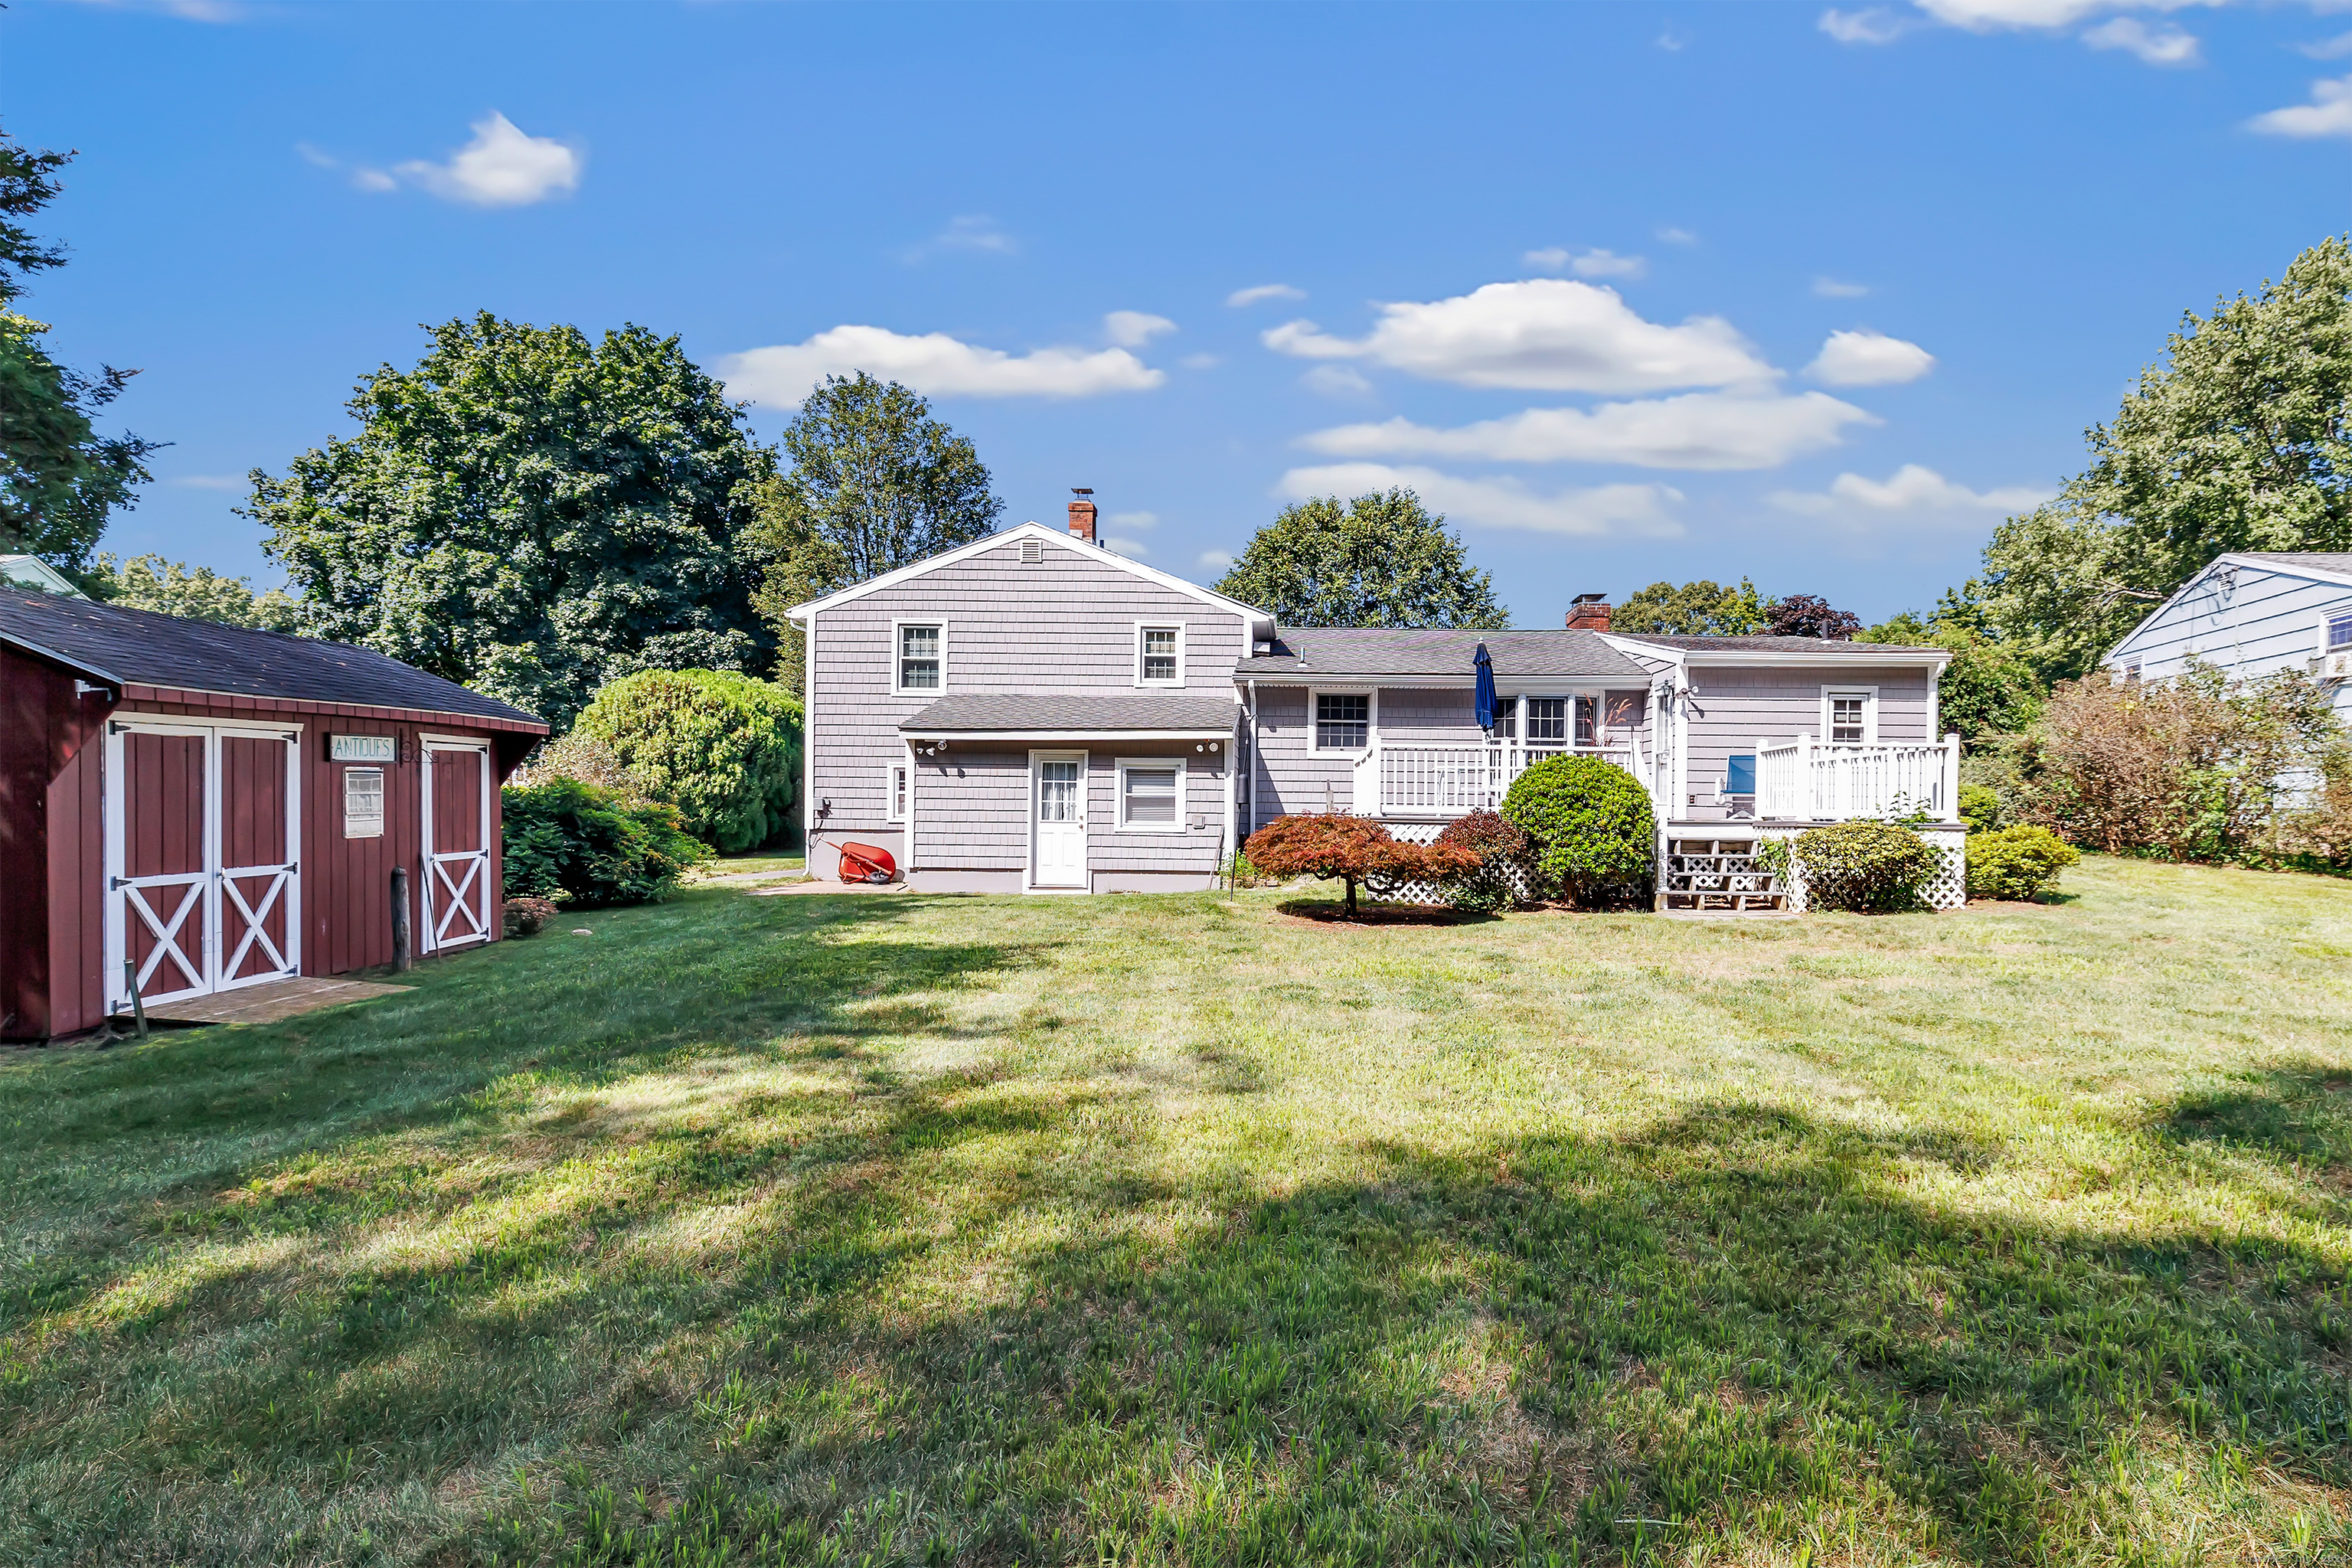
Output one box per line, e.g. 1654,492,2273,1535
1020,537,1044,564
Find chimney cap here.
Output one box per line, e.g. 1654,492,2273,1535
1572,591,1609,604
1070,486,1094,496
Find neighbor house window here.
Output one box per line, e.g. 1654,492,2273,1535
1524,697,1566,743
886,763,910,824
1315,693,1370,750
1824,688,1876,746
2331,612,2352,650
1137,624,1181,684
1119,760,1181,829
895,622,942,693
343,767,384,838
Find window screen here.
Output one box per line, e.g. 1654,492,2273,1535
1123,765,1179,825
1140,626,1179,682
1524,697,1566,743
897,625,941,690
1829,695,1867,744
1315,693,1369,750
344,767,384,839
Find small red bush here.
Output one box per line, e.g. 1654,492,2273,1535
501,896,559,937
1244,814,1478,916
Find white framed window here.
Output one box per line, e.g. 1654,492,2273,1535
892,620,944,694
1116,758,1184,830
2118,662,2142,684
1821,686,1879,746
885,763,910,824
1312,691,1372,751
1524,697,1566,743
343,766,384,838
2328,609,2352,651
1135,622,1184,686
1488,695,1517,740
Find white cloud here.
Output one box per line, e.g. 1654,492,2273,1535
1197,550,1234,570
906,214,1017,260
1806,328,1935,386
1106,537,1151,559
1263,279,1774,394
1656,226,1699,246
1525,247,1648,279
388,113,580,207
1277,463,1684,538
2252,74,2352,138
351,168,397,193
719,326,1165,403
1769,464,2053,520
1820,8,1911,44
1227,283,1305,308
2298,31,2352,60
1911,0,2212,30
1298,391,1876,472
1104,311,1177,348
170,474,247,491
1302,365,1377,399
1178,353,1222,371
295,142,337,168
2082,16,2200,64
1109,511,1159,531
1813,276,1870,299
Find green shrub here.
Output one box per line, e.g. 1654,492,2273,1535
502,778,710,908
1787,819,1940,913
1966,825,2080,902
1958,782,2004,836
1435,809,1533,912
571,669,802,854
1501,755,1655,907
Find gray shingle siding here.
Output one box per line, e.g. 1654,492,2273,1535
1677,664,1937,808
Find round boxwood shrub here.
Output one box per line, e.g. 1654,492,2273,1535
1785,819,1940,913
502,777,710,908
570,669,802,853
1500,755,1655,906
1966,824,2080,902
1435,809,1534,913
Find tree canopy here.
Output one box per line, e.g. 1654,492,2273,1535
1614,578,1767,636
250,313,776,729
1859,596,2043,740
750,373,1001,688
1214,490,1507,627
93,554,300,631
1763,594,1861,640
0,123,158,580
1980,235,2352,678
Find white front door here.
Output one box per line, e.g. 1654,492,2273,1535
1030,753,1088,889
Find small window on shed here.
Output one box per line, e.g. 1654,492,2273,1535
344,767,384,838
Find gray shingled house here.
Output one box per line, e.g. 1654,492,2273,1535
788,499,1964,910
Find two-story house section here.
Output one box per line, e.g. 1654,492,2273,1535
2104,552,2352,723
787,500,1272,893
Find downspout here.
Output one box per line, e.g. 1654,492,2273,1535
799,610,816,851
904,736,919,885
1246,678,1259,841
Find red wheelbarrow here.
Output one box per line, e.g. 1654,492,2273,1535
835,841,897,884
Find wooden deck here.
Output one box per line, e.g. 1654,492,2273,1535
141,976,413,1026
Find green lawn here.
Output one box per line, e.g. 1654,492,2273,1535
5,859,2350,1567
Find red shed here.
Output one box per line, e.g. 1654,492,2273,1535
1,589,549,1041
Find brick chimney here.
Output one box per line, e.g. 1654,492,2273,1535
1566,592,1611,632
1067,488,1097,544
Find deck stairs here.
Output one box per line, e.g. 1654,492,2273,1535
1661,835,1787,913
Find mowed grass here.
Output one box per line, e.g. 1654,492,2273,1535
4,859,2351,1567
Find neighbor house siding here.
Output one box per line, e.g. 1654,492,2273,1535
806,534,1246,858
2109,562,2352,720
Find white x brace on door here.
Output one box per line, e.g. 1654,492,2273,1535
420,738,494,951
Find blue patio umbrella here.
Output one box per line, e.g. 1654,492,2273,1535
1473,642,1497,730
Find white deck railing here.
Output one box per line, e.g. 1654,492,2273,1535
1365,742,1638,816
1754,733,1962,822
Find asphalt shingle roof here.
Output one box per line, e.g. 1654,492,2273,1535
2235,552,2352,577
1611,634,1948,655
1233,628,1651,681
900,694,1239,733
0,589,547,730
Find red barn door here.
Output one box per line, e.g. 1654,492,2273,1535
105,720,302,1014
420,740,492,952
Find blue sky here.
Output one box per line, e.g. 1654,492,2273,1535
13,0,2352,628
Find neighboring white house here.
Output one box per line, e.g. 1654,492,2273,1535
0,555,86,597
2104,552,2352,720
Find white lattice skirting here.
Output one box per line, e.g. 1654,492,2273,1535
1367,821,1540,907
1755,823,1966,912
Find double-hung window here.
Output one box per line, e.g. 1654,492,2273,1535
894,622,942,694
1119,760,1182,829
1824,688,1876,746
1573,695,1597,747
1524,697,1566,743
2331,612,2352,651
1136,624,1182,685
1315,693,1370,751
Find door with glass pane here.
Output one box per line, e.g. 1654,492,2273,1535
1030,753,1088,888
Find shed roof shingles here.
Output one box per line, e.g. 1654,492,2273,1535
900,694,1238,733
0,589,547,730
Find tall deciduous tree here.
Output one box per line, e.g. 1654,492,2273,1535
1980,235,2352,678
1763,594,1861,640
93,554,299,631
1614,578,1767,636
250,314,776,729
0,124,159,580
750,373,1002,689
1214,490,1507,627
